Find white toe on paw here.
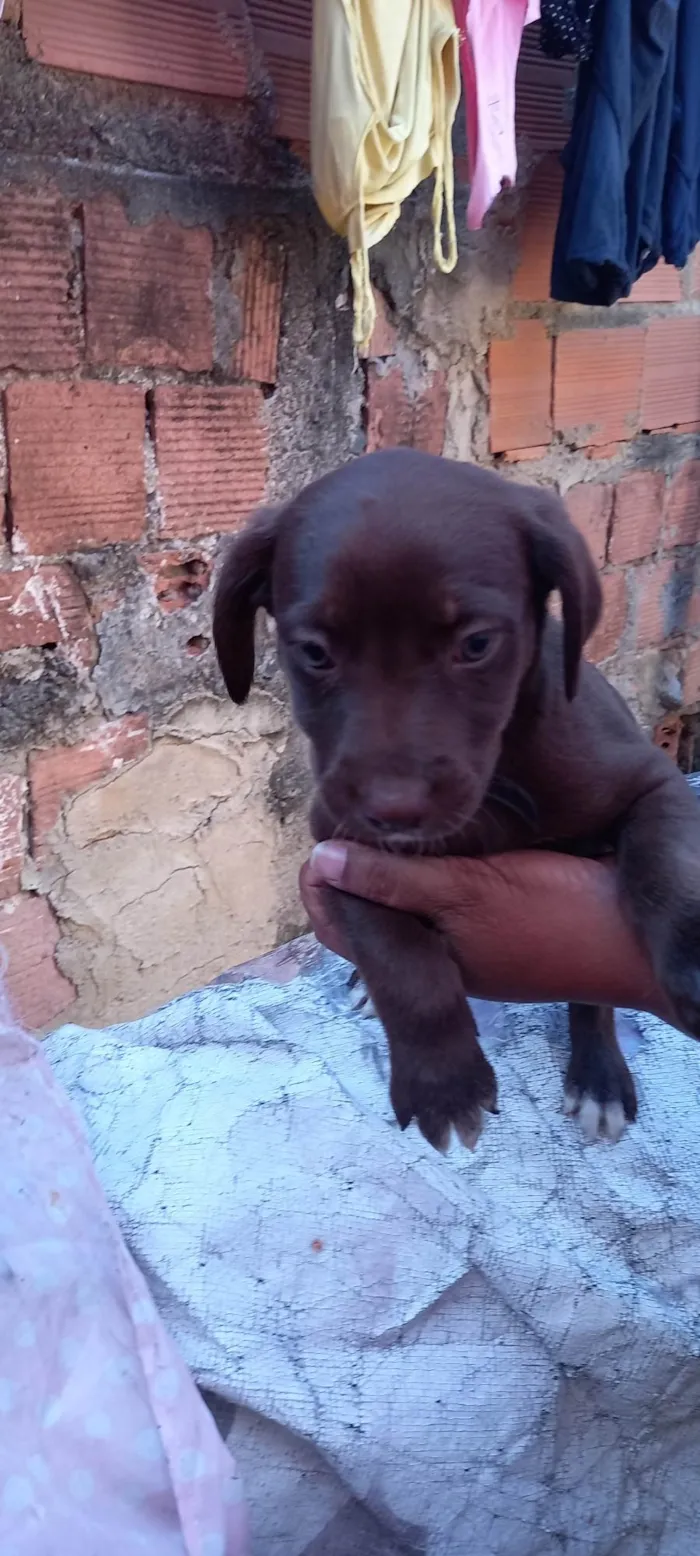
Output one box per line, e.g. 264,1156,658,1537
578,1095,602,1142
349,983,377,1020
566,1092,628,1144
601,1101,627,1143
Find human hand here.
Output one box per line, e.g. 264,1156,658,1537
300,842,675,1023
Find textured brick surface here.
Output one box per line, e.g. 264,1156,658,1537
554,328,644,447
586,571,628,663
155,385,268,538
635,558,677,647
142,550,211,613
565,483,612,569
0,894,75,1030
515,30,574,153
368,288,398,359
641,318,700,430
664,460,700,548
6,380,145,555
609,470,665,564
683,640,700,706
248,0,312,140
489,321,552,453
30,717,150,857
0,564,95,668
0,186,80,371
0,774,24,903
512,156,562,303
232,231,285,384
84,197,213,371
23,0,250,98
624,262,683,304
366,364,448,456
653,712,682,764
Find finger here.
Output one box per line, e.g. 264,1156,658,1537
307,841,458,915
298,862,351,959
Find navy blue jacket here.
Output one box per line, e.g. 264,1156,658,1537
551,0,700,304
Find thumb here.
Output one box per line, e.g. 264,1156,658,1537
307,840,456,916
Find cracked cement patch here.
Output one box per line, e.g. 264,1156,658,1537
40,695,310,1026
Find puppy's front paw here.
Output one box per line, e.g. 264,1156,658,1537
390,1039,498,1154
659,913,700,1039
564,1047,637,1143
346,967,377,1020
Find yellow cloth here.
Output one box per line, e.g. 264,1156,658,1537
311,0,461,355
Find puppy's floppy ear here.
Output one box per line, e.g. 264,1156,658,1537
213,504,283,704
522,487,602,701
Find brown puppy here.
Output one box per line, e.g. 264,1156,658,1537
213,450,700,1151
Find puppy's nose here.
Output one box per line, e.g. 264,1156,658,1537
362,777,430,832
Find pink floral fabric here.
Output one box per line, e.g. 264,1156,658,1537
0,987,247,1556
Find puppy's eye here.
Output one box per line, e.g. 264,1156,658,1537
297,639,335,673
454,630,493,665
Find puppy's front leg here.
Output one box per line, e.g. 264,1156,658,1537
325,889,498,1152
617,776,700,1038
565,1003,637,1142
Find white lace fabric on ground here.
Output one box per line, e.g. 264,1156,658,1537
46,907,700,1556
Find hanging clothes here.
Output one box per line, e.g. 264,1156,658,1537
551,0,700,305
454,0,540,232
311,0,461,356
539,0,599,62
662,0,700,268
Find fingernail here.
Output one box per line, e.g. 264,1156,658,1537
309,841,348,885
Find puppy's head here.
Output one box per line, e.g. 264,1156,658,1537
213,451,600,848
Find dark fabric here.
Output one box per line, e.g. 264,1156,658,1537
540,0,600,62
663,0,700,266
550,0,700,305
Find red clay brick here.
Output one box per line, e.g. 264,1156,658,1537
653,713,682,764
512,155,562,303
0,774,24,903
515,32,574,153
0,893,75,1030
585,442,625,462
623,263,683,304
23,0,250,98
0,186,80,371
366,363,448,456
248,0,312,140
155,385,268,539
6,381,145,555
683,640,700,706
0,564,95,669
641,317,700,431
84,197,213,371
608,470,665,564
232,231,285,384
634,558,676,648
565,483,612,569
586,570,628,663
141,549,211,613
665,460,700,548
368,287,398,359
502,445,550,463
554,328,644,447
489,321,552,454
29,716,150,858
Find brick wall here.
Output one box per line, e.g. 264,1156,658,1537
1,12,699,1031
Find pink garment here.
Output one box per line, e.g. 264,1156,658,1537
455,0,541,229
0,984,247,1556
